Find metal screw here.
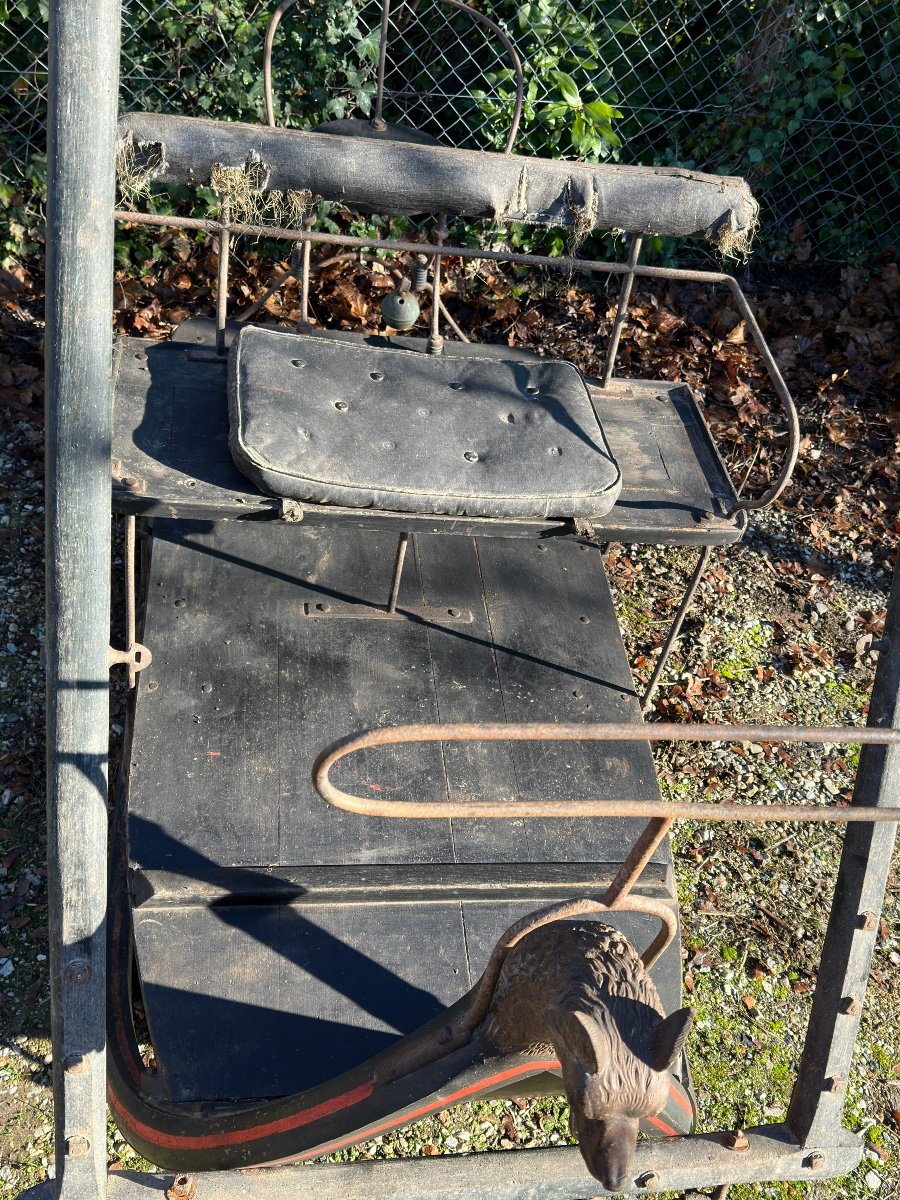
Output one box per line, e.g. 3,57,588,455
334,400,348,410
174,598,187,608
370,371,384,381
464,451,479,462
723,1130,750,1152
806,1151,826,1171
579,615,590,624
827,1074,846,1094
65,1136,90,1158
860,911,878,932
201,682,213,694
147,680,159,693
64,959,91,985
448,608,461,618
63,1053,87,1075
290,358,304,368
637,1172,659,1190
166,1174,197,1200
316,603,331,613
841,995,862,1016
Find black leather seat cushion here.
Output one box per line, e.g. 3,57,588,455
228,327,622,519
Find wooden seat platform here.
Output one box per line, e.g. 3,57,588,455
127,520,682,1104
112,330,746,545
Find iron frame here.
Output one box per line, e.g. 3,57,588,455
41,0,898,1195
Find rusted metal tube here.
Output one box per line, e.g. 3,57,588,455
642,545,713,713
601,234,642,388
312,721,900,822
602,817,673,908
386,532,409,614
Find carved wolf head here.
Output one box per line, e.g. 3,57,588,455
552,1005,693,1192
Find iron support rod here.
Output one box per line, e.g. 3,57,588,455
386,532,410,614
786,560,900,1146
372,0,392,130
125,515,137,689
46,0,120,1188
299,213,314,329
215,201,231,356
642,545,713,713
602,817,673,908
428,216,448,355
601,234,642,388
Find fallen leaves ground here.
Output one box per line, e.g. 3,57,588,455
0,236,898,1199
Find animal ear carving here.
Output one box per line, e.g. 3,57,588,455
650,1006,693,1072
559,1011,608,1075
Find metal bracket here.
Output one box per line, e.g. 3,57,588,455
304,601,473,623
108,641,153,688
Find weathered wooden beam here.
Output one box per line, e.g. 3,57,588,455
118,112,758,250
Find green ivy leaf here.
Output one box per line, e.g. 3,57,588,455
552,70,582,109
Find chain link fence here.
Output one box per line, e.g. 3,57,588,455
1,0,898,265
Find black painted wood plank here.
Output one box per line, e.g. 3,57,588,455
473,536,665,866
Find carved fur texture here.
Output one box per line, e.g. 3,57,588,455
481,920,692,1192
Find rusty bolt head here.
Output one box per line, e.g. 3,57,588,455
841,995,862,1016
723,1130,750,1152
860,911,878,932
64,959,91,985
63,1053,87,1075
827,1074,846,1095
806,1151,825,1170
637,1172,659,1190
65,1136,90,1158
166,1174,196,1200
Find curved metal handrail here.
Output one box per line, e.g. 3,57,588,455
263,0,524,153
313,720,900,822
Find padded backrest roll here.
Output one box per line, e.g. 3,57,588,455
118,112,758,252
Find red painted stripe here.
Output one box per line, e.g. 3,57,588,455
668,1081,693,1117
108,1079,374,1150
646,1114,678,1137
303,1059,561,1160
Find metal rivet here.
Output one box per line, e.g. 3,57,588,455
63,1053,87,1075
201,682,213,694
537,544,547,552
65,1136,90,1158
723,1130,750,1152
147,680,159,693
579,615,590,624
448,608,461,618
417,408,429,417
370,371,384,381
806,1151,826,1171
184,479,196,488
316,603,331,613
166,1174,197,1200
573,690,582,698
860,911,878,932
547,446,561,456
841,995,862,1016
450,383,465,391
64,960,91,985
174,598,187,608
334,400,348,411
464,451,479,462
637,1172,659,1190
382,441,395,450
290,358,304,368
